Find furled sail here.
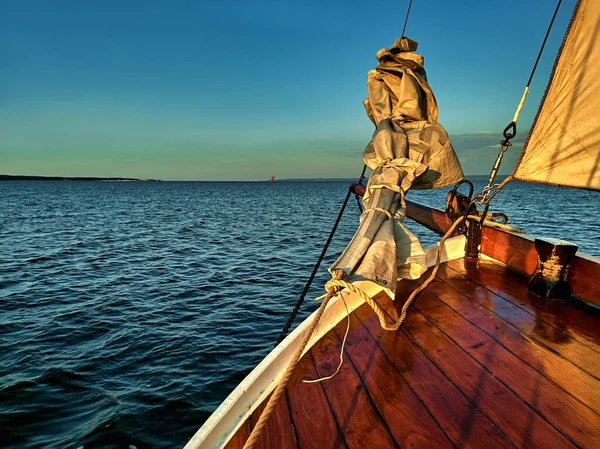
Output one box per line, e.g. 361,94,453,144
330,37,463,300
512,0,600,190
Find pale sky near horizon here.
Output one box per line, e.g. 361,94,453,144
1,0,575,181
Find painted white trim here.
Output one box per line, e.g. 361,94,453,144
184,235,466,449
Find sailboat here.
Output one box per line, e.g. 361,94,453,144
187,0,600,447
269,174,275,183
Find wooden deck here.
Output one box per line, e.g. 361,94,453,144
225,257,600,448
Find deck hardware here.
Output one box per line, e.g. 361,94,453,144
446,180,482,258
529,238,578,300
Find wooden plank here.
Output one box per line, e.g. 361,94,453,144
399,283,600,448
185,286,371,449
250,397,267,431
331,314,454,448
352,187,451,235
223,395,271,449
447,258,600,342
353,305,513,449
570,253,600,306
286,350,346,449
480,224,600,307
416,275,600,415
364,194,600,306
402,307,575,448
437,262,600,373
480,225,538,275
245,391,297,449
310,326,400,449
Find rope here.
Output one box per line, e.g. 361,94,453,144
512,0,563,124
478,0,564,200
302,294,350,384
401,0,414,37
327,216,465,331
243,272,344,449
355,164,368,213
471,214,524,234
276,165,369,346
362,207,392,220
274,189,353,346
525,0,563,89
509,0,563,124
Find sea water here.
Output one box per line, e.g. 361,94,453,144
1,180,598,448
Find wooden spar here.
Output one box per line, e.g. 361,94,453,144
349,183,451,235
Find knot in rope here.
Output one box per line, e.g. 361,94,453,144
322,269,345,296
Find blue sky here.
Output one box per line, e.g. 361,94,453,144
1,0,575,180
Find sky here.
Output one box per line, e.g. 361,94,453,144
1,0,576,181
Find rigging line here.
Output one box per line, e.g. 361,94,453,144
355,164,367,213
275,164,369,347
478,0,564,203
274,187,353,347
511,0,563,124
401,0,414,37
526,0,563,88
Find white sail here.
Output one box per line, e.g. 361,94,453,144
512,0,600,191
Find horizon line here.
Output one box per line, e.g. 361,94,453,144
0,174,499,182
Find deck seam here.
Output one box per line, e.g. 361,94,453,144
444,261,600,357
307,350,350,449
411,299,578,447
310,340,402,449
423,276,600,418
447,260,600,339
354,308,515,448
284,389,301,449
351,311,457,449
355,298,538,448
395,321,518,448
436,268,600,383
330,322,403,449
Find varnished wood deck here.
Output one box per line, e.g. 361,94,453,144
226,257,600,448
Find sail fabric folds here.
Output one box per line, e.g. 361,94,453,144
513,0,600,191
330,37,463,299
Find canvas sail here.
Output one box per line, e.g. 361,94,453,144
512,0,600,190
330,37,463,300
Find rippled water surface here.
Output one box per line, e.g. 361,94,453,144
1,180,598,448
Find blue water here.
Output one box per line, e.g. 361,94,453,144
1,180,598,449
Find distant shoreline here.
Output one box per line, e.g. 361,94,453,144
0,175,158,182
1,174,493,182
